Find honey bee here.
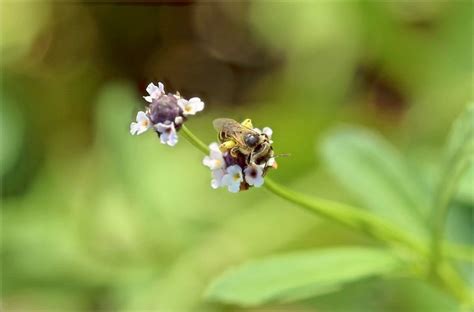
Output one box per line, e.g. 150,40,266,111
213,118,274,166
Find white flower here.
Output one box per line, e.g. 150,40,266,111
222,165,243,193
211,168,226,189
130,111,152,135
244,164,265,187
177,97,205,116
155,122,178,146
203,143,225,170
143,82,165,103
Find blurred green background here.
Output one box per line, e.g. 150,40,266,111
1,1,472,311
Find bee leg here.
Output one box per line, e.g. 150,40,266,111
247,153,254,165
219,140,236,152
241,119,253,129
230,147,240,158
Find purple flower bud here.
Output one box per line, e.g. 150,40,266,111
148,94,185,129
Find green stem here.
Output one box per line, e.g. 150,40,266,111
263,178,424,252
181,125,210,154
180,125,423,252
180,125,472,305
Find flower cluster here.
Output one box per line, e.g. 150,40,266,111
130,82,204,146
203,127,277,193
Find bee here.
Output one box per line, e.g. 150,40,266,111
213,118,274,166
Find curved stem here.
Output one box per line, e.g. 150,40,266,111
181,125,210,154
263,178,424,252
180,125,423,252
180,124,472,305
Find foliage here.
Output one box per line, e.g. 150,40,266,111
205,105,473,308
1,1,472,311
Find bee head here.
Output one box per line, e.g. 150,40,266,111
244,133,259,147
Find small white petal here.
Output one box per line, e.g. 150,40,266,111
155,122,178,146
262,127,273,139
157,82,165,93
145,82,165,101
143,95,153,103
267,157,276,167
136,111,148,122
222,165,243,193
252,176,264,187
177,99,186,107
203,142,225,170
130,111,151,135
178,97,205,116
244,164,264,187
189,97,205,112
203,156,214,168
228,183,241,193
209,143,220,152
155,122,171,133
174,116,183,125
211,169,225,189
167,131,178,146
146,83,159,95
130,122,140,135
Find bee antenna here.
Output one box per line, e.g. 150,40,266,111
274,153,291,158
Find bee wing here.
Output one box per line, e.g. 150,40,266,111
214,118,259,148
213,118,238,132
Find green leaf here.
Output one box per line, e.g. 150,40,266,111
441,104,474,206
320,126,429,238
430,104,474,271
455,164,474,204
432,103,474,230
445,104,474,165
205,247,402,306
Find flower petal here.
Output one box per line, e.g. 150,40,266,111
157,82,165,93
155,122,172,133
203,143,225,170
252,176,265,187
143,95,153,103
177,98,187,111
146,83,159,96
166,131,178,146
130,122,140,135
211,169,225,189
228,182,241,193
136,111,148,122
156,122,178,146
189,97,204,112
262,127,273,139
145,82,165,101
178,97,205,116
174,116,183,125
244,164,264,187
203,156,214,169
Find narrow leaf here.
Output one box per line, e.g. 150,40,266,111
442,104,474,206
320,126,430,237
205,247,402,306
445,104,474,165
